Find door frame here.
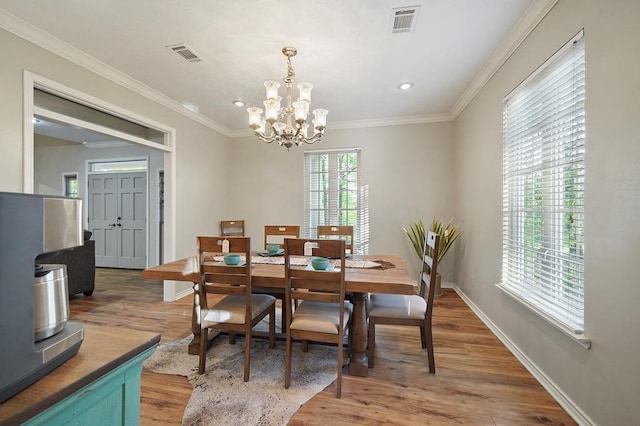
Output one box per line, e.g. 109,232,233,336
23,71,180,301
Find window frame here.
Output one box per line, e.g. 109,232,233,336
497,30,589,348
62,172,79,198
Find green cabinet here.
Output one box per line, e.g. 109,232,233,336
23,347,155,426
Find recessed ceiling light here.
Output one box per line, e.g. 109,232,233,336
232,100,246,107
398,82,414,90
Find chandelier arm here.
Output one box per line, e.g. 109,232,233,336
254,131,278,144
297,132,324,145
293,122,302,138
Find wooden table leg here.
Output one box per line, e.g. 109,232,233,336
348,292,369,377
188,282,201,355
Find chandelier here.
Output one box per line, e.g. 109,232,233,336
247,47,328,150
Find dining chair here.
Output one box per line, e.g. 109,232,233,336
367,231,441,373
263,225,300,250
317,225,354,253
283,238,352,398
195,236,276,381
220,220,245,237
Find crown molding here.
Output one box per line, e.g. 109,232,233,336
449,0,559,119
329,113,453,130
0,8,233,137
227,113,453,138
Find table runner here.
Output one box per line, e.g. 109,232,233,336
209,255,381,269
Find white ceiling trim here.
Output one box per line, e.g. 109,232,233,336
449,0,559,119
1,3,556,136
227,112,454,138
328,113,454,130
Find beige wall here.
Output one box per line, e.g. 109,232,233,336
228,122,456,281
453,0,640,424
0,27,231,292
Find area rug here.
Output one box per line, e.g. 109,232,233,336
144,314,339,425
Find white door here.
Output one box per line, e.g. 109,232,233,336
89,172,147,269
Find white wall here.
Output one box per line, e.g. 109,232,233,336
228,122,456,281
453,0,640,424
0,27,231,298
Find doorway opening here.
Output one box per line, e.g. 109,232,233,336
24,71,179,300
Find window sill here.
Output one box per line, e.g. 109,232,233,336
496,283,591,349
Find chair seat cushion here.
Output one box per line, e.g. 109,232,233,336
369,294,426,320
202,294,275,325
290,301,353,334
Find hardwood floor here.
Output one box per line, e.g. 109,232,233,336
69,268,576,425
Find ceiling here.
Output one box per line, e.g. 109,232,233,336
1,1,545,137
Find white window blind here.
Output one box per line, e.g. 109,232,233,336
304,149,366,253
502,31,586,334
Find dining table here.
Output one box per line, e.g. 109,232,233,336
143,254,414,377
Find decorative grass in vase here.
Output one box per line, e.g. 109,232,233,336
403,217,461,297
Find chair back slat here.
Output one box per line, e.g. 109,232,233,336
295,291,341,303
288,268,341,282
204,285,246,296
317,225,353,253
198,236,250,253
220,220,245,237
202,272,248,286
264,225,300,249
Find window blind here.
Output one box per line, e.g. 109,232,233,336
502,31,585,333
304,149,363,253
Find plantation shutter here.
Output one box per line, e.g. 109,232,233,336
501,31,586,334
304,149,363,252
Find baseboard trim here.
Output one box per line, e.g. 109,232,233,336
450,284,595,426
175,288,192,301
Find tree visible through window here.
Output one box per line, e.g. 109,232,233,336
501,31,586,335
64,173,78,198
304,149,367,253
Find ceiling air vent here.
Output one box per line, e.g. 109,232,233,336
166,43,203,63
389,5,420,34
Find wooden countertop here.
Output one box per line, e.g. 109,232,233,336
0,323,160,425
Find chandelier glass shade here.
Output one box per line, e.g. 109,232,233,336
247,47,327,150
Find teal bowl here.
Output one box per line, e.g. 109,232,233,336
267,244,280,254
311,257,329,270
224,254,241,265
